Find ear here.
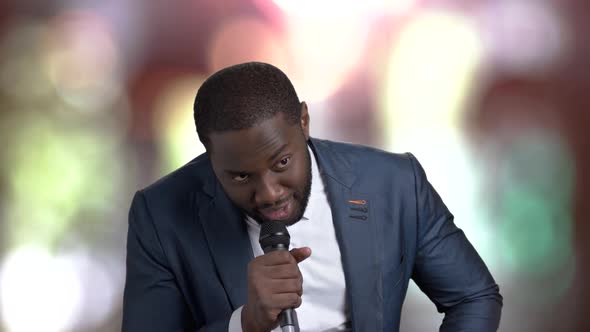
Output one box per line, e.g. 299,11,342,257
300,102,310,140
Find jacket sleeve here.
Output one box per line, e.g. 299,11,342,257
122,191,231,332
407,154,503,332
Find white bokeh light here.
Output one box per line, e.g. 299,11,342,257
66,251,119,330
285,15,369,102
478,0,569,75
273,0,416,18
0,246,83,332
42,10,123,111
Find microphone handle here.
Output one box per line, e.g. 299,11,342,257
280,308,299,332
263,244,300,332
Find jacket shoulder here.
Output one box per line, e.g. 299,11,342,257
313,138,414,174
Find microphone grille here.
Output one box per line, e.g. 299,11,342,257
259,221,290,251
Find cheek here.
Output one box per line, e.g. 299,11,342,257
284,162,308,192
220,183,252,208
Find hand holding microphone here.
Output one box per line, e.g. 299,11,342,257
241,222,311,332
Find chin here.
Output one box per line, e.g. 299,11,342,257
282,217,301,227
253,207,304,227
283,206,306,227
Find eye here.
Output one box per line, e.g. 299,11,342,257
276,156,291,169
232,174,249,182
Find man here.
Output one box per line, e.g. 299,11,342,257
122,62,502,332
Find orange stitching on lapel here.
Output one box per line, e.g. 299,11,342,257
348,199,367,205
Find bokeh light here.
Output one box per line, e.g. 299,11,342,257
380,11,491,255
207,16,290,73
3,114,124,249
478,0,569,75
42,10,123,112
496,131,575,276
272,0,417,18
153,75,207,174
382,10,483,142
284,16,369,102
0,20,54,101
0,246,83,332
63,250,120,330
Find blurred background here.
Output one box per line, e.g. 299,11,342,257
0,0,588,331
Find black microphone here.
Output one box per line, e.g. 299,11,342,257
259,221,300,332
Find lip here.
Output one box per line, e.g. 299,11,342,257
258,199,294,221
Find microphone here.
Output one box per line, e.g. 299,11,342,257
259,221,300,332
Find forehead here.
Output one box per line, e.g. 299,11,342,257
208,115,300,170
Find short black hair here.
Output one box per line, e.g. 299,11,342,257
193,62,301,148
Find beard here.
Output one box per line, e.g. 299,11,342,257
250,148,312,227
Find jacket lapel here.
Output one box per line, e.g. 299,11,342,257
198,169,253,310
310,138,383,332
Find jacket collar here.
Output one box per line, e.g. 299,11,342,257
308,137,357,189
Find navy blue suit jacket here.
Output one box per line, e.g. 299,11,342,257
122,138,502,331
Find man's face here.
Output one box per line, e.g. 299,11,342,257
208,105,311,227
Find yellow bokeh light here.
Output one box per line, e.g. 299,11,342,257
153,75,207,174
381,10,483,148
379,11,490,259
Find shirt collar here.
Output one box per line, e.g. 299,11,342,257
302,144,322,221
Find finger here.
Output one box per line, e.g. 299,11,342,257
290,247,312,263
262,250,296,266
266,293,302,310
268,278,303,295
263,264,300,279
259,251,295,266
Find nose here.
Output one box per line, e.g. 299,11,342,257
253,173,284,207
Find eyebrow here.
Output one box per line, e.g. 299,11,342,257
268,143,289,163
224,143,289,175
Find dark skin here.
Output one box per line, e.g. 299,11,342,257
208,103,313,332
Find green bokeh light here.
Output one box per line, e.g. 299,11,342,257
497,132,574,276
4,115,123,249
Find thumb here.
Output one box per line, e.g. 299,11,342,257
290,247,312,263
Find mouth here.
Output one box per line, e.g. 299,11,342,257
257,199,294,221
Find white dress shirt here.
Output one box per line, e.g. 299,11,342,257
228,147,350,331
